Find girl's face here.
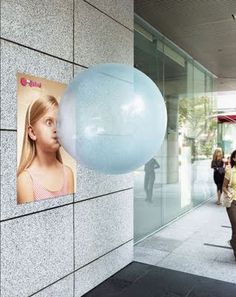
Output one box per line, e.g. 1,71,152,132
29,105,60,152
216,151,222,159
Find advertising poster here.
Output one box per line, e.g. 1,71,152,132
17,73,76,204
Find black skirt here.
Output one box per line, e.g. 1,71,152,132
213,171,224,192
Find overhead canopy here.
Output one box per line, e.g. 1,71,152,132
134,0,236,91
217,113,236,123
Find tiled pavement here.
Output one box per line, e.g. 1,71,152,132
134,199,236,284
83,199,236,296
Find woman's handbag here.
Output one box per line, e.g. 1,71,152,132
218,167,225,175
223,187,235,208
222,168,235,208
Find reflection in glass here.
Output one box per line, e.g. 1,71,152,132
144,158,160,202
134,15,216,242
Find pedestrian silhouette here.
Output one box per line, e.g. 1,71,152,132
144,158,160,202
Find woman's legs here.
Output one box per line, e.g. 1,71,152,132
217,175,224,205
216,190,221,204
214,172,222,204
226,201,236,259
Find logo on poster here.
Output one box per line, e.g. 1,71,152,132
20,77,42,88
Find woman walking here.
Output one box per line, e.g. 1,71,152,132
223,150,236,260
211,148,225,205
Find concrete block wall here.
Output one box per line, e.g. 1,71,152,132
0,0,134,296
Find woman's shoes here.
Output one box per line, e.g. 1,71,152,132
231,244,236,261
216,201,221,205
227,240,236,260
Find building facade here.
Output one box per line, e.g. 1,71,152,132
0,2,220,296
0,1,133,296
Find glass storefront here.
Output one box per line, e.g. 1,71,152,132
216,91,236,156
134,15,217,242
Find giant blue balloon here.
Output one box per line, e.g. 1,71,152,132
57,63,167,174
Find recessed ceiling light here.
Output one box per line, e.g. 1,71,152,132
232,14,236,20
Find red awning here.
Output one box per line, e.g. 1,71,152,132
217,113,236,123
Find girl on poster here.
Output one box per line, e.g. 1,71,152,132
17,95,74,204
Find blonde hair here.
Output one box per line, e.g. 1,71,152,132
17,95,62,176
212,148,223,161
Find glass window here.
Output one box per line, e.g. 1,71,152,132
134,15,216,243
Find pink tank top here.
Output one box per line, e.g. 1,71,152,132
26,166,69,201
